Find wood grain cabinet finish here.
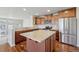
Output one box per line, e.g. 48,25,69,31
35,18,45,25
36,18,41,24
52,15,59,22
59,8,76,18
51,33,56,52
56,31,59,41
15,31,26,44
33,8,76,25
47,15,52,20
27,38,46,52
26,34,55,52
15,29,37,44
44,15,48,20
45,37,51,52
41,18,45,24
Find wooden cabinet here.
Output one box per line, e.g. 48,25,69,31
35,15,52,25
26,34,55,52
36,18,41,24
41,18,45,24
44,15,52,20
51,15,59,27
44,15,48,20
47,15,52,20
59,8,76,18
35,18,45,25
15,31,26,44
15,29,38,44
34,8,76,25
51,33,56,52
56,31,59,41
45,37,51,52
52,15,59,21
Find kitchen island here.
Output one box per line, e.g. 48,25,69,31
20,30,56,52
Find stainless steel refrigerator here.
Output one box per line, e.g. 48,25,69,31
59,17,77,46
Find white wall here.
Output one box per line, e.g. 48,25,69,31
23,16,33,27
76,7,79,47
8,25,15,47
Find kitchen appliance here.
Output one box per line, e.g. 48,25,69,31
45,26,52,30
59,17,77,46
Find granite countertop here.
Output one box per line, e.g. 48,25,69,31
20,30,56,43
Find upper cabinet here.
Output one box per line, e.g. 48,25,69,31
44,15,52,20
47,15,52,20
33,8,76,25
34,18,45,25
59,8,76,18
41,18,45,24
36,18,41,25
52,15,59,21
44,15,48,20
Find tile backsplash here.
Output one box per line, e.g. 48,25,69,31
34,23,59,30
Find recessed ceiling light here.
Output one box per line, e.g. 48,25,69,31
23,8,26,11
64,11,68,13
47,10,50,12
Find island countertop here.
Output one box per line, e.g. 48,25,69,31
20,30,56,43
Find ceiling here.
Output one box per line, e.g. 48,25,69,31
0,7,71,19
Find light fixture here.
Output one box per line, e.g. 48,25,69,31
64,11,68,13
47,10,51,12
23,8,26,11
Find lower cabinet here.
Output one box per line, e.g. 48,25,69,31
45,37,51,52
15,32,26,44
26,34,55,52
51,34,56,52
15,29,38,44
27,38,46,52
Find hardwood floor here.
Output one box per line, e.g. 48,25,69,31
0,43,11,52
12,40,79,52
53,40,79,52
11,41,27,52
0,40,79,52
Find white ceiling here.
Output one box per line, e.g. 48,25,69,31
0,7,71,19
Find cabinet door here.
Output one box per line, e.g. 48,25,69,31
59,8,76,18
48,15,52,20
27,38,45,52
41,18,44,24
45,37,51,52
27,39,39,52
52,15,59,24
51,34,55,52
44,16,48,20
36,18,41,25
